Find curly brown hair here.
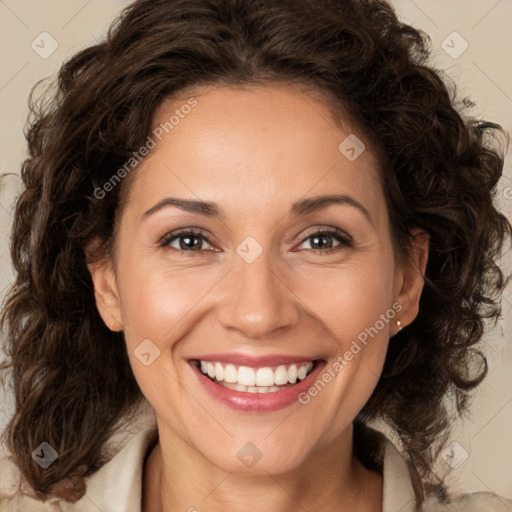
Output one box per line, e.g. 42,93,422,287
1,0,510,504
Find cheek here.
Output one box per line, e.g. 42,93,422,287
116,257,225,350
293,259,395,428
295,254,396,346
294,251,396,413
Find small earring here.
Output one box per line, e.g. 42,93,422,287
396,320,402,331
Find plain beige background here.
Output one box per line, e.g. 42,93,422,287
0,0,511,501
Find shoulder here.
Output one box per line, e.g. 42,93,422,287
70,422,158,511
0,491,63,512
0,494,64,512
421,492,512,511
0,421,158,512
0,441,63,511
358,424,512,512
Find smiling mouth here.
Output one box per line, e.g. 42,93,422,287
192,359,321,394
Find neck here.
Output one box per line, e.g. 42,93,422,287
143,421,383,512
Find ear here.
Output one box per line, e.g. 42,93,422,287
85,237,123,331
393,227,429,334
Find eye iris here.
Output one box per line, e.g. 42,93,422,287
170,231,343,252
180,234,202,250
311,234,333,250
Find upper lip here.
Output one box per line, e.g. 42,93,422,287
190,353,321,368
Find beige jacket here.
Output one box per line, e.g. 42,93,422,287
1,421,510,512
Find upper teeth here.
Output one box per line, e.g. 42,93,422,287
199,361,314,386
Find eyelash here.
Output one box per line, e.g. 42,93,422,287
159,227,353,255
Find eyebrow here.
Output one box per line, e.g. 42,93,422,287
142,193,372,223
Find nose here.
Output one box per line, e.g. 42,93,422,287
217,243,300,341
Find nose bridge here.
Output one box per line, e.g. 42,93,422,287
218,238,299,339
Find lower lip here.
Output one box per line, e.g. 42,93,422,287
190,360,326,412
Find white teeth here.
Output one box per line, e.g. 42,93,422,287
219,382,286,393
287,364,297,384
237,366,256,386
297,365,307,380
255,367,274,387
197,360,316,390
224,364,238,383
214,362,224,381
207,362,216,379
274,365,289,385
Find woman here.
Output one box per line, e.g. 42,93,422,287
0,0,511,510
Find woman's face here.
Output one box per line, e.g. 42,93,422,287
89,84,427,474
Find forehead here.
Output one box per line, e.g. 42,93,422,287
123,84,385,225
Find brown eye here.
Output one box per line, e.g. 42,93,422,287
297,228,353,253
160,230,215,252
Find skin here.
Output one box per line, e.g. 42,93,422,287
87,83,429,512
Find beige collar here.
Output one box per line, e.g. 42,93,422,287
67,421,422,512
